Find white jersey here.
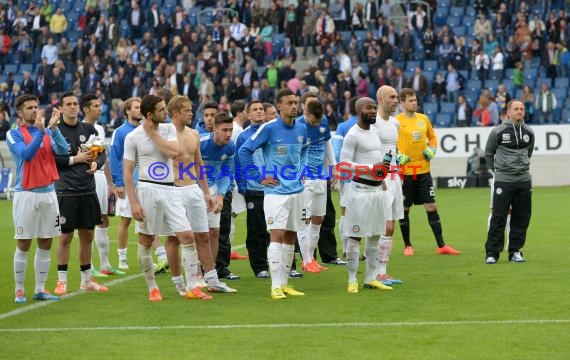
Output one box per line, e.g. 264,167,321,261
124,122,178,183
340,124,383,181
373,114,399,166
231,122,244,142
84,122,107,171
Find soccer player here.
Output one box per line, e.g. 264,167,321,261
123,94,200,301
165,95,233,298
395,88,461,256
295,92,337,272
200,112,240,284
53,92,109,295
109,97,142,270
484,100,534,264
331,97,359,255
7,94,67,303
235,100,271,277
80,93,124,277
238,89,308,299
373,85,404,285
340,97,393,293
196,101,218,134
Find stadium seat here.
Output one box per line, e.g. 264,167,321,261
464,90,480,108
423,102,438,118
467,79,482,92
555,77,569,89
504,68,515,79
454,27,466,37
553,88,568,101
406,61,420,74
439,0,451,7
502,79,514,90
514,89,524,99
424,60,438,72
440,102,455,114
449,6,465,17
435,113,453,127
485,79,499,93
360,63,369,75
447,16,462,28
463,16,475,28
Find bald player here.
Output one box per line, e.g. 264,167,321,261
340,97,393,293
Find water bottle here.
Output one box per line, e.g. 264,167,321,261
107,194,116,217
383,150,393,167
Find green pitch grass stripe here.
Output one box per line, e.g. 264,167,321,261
2,320,570,332
0,273,143,321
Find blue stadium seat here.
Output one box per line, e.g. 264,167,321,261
553,87,568,100
485,79,499,93
464,90,480,108
502,79,514,90
463,16,475,28
504,68,515,79
447,16,462,28
561,110,570,124
523,68,538,81
360,63,369,75
424,60,438,72
454,27,466,37
423,102,438,118
514,89,523,99
439,0,451,7
440,102,455,114
435,113,453,127
20,64,33,74
465,7,477,17
467,79,482,92
449,6,465,17
555,77,569,89
406,61,420,74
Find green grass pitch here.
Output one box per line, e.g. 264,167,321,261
0,187,569,359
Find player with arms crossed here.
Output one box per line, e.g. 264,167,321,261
123,95,200,301
395,88,461,256
340,97,393,293
238,89,308,300
7,95,68,303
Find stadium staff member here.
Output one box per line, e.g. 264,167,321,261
396,88,461,256
484,100,534,264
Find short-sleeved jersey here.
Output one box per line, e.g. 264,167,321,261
372,115,399,166
200,133,236,195
238,118,308,195
296,114,331,177
332,115,357,163
110,121,138,187
395,112,437,175
123,122,178,183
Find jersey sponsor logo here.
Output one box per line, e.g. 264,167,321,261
502,133,511,142
412,131,421,141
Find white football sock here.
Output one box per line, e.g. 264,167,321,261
378,235,393,277
57,270,67,284
138,244,157,290
34,248,51,294
267,242,281,289
95,227,111,269
308,223,321,259
118,248,127,261
346,238,360,283
155,246,168,263
340,215,348,254
281,243,295,288
230,216,236,243
204,269,219,285
297,229,312,265
181,244,198,290
80,266,92,286
14,248,28,293
365,236,380,282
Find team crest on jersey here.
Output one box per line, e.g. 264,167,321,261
247,202,254,210
16,227,23,234
418,121,425,128
523,134,529,143
319,127,325,133
60,216,66,225
352,225,360,233
496,187,503,195
79,135,86,143
298,136,303,143
221,154,228,161
267,217,274,224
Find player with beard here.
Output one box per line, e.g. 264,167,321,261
340,97,393,293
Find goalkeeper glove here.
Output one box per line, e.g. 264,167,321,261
397,153,412,165
423,147,437,161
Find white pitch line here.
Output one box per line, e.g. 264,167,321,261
0,273,143,321
1,320,570,332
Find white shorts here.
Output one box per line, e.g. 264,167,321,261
13,191,61,239
264,192,305,231
231,186,247,214
116,194,132,218
179,184,209,233
94,171,108,215
343,182,392,238
135,182,191,235
385,177,404,220
303,179,327,217
339,180,351,208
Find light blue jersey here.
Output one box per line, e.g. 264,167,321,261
200,133,236,196
332,115,357,163
296,114,332,178
238,118,308,195
110,121,138,187
235,123,265,194
196,123,210,135
6,126,68,192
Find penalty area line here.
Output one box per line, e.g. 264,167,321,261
0,273,143,321
1,319,570,332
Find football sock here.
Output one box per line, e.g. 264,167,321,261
95,227,111,269
267,242,281,289
378,235,393,277
339,215,348,254
14,248,28,293
399,210,411,247
155,246,168,264
427,210,445,248
181,244,198,290
34,248,51,293
346,238,360,283
57,264,68,284
365,236,379,282
138,244,157,290
297,229,312,265
281,243,295,288
118,248,127,261
308,223,321,259
80,264,91,285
